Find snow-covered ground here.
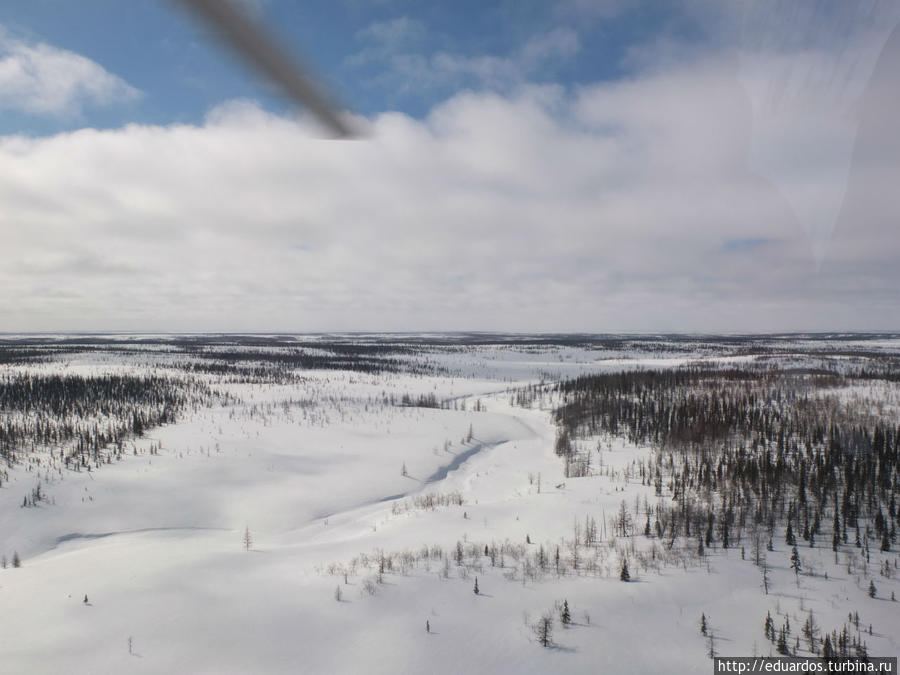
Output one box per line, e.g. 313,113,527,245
1,337,898,673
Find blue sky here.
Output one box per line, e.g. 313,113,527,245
0,1,898,332
0,0,703,133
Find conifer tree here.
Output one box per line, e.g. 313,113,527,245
777,627,789,655
786,522,796,547
764,612,774,641
534,613,553,647
790,546,801,577
823,634,833,659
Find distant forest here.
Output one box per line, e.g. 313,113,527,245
549,366,899,555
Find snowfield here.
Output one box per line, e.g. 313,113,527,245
1,335,898,673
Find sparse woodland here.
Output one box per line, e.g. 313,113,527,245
552,367,899,559
2,335,899,664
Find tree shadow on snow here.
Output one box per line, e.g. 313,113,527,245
548,644,578,653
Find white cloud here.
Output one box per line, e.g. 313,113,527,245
1,14,897,332
356,17,426,48
555,0,642,21
0,27,140,117
350,23,580,95
520,28,580,68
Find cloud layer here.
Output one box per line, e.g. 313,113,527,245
0,27,139,117
1,4,897,333
2,65,896,333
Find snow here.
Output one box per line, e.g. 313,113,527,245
1,337,899,673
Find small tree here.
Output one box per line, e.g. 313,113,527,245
12,551,20,568
790,546,801,577
700,613,707,635
534,613,553,648
473,577,480,595
426,620,430,633
802,611,819,654
561,600,571,627
243,526,253,552
868,580,876,598
777,627,789,655
620,558,630,582
334,585,343,602
786,522,796,546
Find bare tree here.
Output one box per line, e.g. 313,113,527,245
243,526,253,552
534,613,554,648
802,611,819,654
617,500,631,537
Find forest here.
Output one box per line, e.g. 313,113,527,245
551,366,898,550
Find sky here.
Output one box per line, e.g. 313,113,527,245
0,0,898,333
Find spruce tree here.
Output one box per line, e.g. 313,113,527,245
764,612,774,641
777,627,789,655
786,522,796,546
790,546,801,576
